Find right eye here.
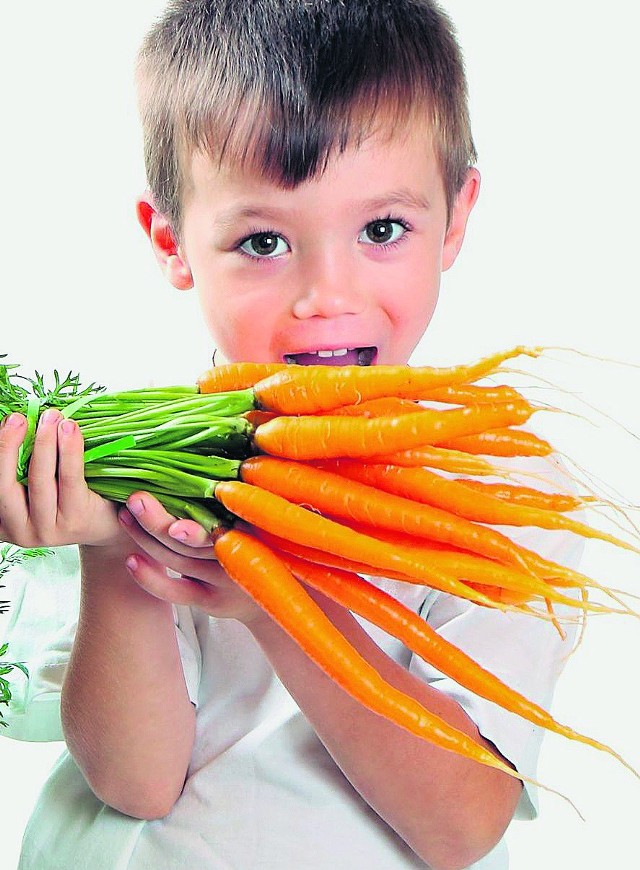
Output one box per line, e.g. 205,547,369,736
238,232,290,259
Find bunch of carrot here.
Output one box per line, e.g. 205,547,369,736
1,348,638,790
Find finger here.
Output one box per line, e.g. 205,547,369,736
167,519,212,548
119,509,222,578
125,494,217,559
55,417,90,514
125,552,219,610
27,409,63,531
0,413,30,541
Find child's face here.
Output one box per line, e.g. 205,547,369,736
142,121,479,366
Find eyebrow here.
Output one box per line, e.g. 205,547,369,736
214,188,431,230
215,206,287,230
358,189,432,213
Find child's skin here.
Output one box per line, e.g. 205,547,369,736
0,120,523,869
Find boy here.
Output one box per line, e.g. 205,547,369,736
0,2,580,867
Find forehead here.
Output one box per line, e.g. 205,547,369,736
183,117,443,206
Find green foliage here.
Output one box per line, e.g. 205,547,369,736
0,353,104,418
1,546,49,726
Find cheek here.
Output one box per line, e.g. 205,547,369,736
386,272,440,342
197,290,275,362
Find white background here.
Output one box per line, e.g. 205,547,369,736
1,2,639,868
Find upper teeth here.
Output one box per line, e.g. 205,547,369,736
317,348,349,358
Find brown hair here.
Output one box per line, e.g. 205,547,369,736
136,0,476,234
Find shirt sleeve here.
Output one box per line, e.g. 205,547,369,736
409,457,585,819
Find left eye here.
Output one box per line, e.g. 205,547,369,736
359,219,407,246
239,232,290,258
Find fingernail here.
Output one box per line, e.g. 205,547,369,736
125,555,138,571
119,509,133,526
169,524,188,542
5,413,25,428
39,409,60,428
128,498,144,516
60,419,76,436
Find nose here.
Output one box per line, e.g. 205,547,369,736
291,249,366,320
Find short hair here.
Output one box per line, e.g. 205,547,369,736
136,0,476,234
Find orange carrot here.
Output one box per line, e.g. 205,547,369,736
253,401,537,460
237,458,635,615
279,553,635,774
457,479,592,512
419,384,525,405
214,481,511,609
243,410,278,427
360,446,500,475
252,527,534,611
315,460,639,554
250,523,603,615
198,362,286,393
326,397,423,417
439,428,553,457
253,346,543,414
212,528,536,778
239,456,546,572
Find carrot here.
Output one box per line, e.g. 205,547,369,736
457,479,592,512
279,553,636,775
461,583,538,609
327,397,423,417
344,522,627,617
316,461,639,554
239,457,551,573
439,428,553,458
214,481,512,609
243,409,278,427
253,346,543,414
253,401,537,460
360,446,500,475
198,362,286,393
419,384,525,405
212,528,538,779
237,458,635,616
250,523,605,616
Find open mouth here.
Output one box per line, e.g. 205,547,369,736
283,347,377,366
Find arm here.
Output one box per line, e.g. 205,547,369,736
123,508,522,870
60,541,196,819
248,592,521,870
0,412,196,818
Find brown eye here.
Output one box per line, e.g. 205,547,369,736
240,232,289,258
360,219,407,246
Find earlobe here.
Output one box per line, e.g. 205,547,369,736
442,168,481,272
136,192,194,291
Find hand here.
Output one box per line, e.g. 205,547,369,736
0,410,125,549
118,493,265,625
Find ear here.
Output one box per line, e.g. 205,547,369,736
441,168,481,272
136,192,194,291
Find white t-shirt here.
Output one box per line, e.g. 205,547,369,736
1,461,583,869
